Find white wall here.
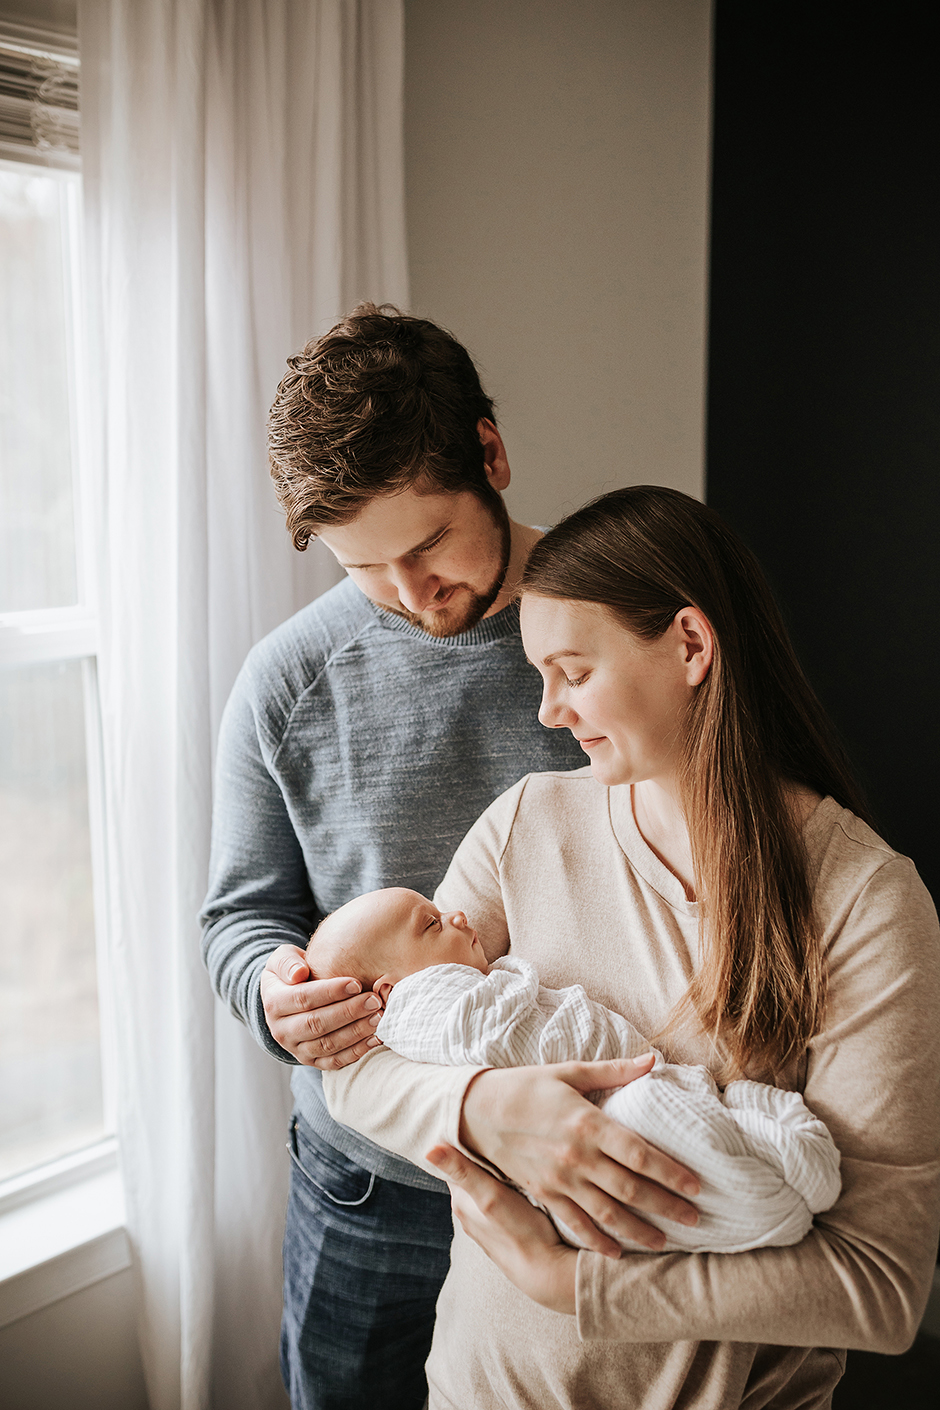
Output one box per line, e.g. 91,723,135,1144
404,0,712,527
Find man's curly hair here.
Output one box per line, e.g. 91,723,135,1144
267,304,501,549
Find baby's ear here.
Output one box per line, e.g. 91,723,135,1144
374,977,395,1009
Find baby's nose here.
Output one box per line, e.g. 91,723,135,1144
447,911,468,928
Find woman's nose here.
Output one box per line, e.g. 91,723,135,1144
538,688,575,729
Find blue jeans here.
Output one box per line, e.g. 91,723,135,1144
280,1113,454,1410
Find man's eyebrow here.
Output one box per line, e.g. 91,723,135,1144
338,522,451,570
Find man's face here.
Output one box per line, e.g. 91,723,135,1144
318,485,511,638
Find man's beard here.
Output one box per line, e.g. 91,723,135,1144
383,500,512,639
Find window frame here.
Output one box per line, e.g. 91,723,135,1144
0,27,123,1323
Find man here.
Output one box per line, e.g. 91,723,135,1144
200,304,584,1410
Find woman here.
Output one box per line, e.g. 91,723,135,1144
324,486,940,1409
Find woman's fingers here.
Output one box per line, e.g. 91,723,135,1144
427,1143,511,1214
559,1053,657,1094
596,1135,700,1216
426,1142,485,1187
532,1193,624,1257
427,1145,557,1245
427,1145,579,1313
555,1058,701,1199
426,1147,669,1258
459,1065,700,1247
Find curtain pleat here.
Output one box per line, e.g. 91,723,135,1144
77,4,407,1406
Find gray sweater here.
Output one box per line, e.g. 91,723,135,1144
200,576,583,1187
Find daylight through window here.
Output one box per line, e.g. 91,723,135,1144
0,32,108,1183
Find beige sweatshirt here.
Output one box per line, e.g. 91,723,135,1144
324,770,940,1410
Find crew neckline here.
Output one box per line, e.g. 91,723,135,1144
367,597,522,647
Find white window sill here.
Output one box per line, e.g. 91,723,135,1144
0,1140,130,1329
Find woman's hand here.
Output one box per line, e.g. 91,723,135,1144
459,1055,700,1257
427,1144,578,1315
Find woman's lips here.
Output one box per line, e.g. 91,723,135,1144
578,736,606,751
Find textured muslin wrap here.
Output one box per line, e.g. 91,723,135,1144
378,955,841,1252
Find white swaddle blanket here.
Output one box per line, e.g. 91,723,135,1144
377,956,841,1253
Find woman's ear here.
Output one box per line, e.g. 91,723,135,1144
374,977,395,1009
674,606,714,687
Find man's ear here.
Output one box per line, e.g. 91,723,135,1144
374,977,395,1009
673,606,714,687
478,418,511,492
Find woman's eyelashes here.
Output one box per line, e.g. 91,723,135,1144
565,674,587,688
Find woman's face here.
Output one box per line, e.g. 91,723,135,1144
520,595,702,790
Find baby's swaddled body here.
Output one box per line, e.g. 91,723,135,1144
377,955,842,1253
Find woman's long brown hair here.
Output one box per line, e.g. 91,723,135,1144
522,486,873,1076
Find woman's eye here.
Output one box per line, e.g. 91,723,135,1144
565,675,586,688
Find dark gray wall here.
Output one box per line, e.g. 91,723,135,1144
706,2,940,902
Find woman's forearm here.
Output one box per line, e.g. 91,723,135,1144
322,1046,487,1179
575,1152,940,1352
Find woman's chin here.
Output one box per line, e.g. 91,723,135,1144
588,760,629,788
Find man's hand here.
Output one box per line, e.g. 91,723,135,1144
459,1055,700,1256
260,944,383,1069
427,1144,578,1315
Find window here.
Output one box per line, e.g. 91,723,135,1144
0,25,111,1187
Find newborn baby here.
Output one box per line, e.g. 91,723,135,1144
309,887,842,1254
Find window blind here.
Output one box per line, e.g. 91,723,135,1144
0,22,79,169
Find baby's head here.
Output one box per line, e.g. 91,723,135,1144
308,887,488,1007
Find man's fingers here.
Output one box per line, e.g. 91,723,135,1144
296,990,380,1035
263,943,314,985
311,1031,383,1071
262,972,373,1021
261,960,384,1065
300,1008,382,1060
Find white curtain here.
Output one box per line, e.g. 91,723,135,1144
77,3,408,1407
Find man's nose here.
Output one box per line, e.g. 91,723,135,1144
392,564,440,613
